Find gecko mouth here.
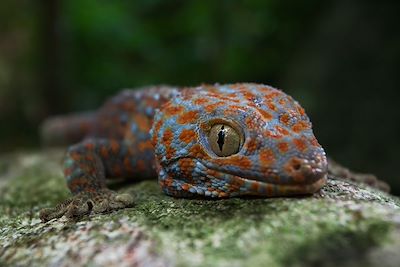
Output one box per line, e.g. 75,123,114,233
198,156,327,186
190,158,327,197
163,153,327,197
233,173,327,196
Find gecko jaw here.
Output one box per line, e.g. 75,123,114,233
179,158,328,197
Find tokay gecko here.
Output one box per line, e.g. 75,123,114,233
39,83,327,222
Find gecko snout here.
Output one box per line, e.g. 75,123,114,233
284,155,327,184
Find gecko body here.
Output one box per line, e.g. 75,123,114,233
40,83,327,222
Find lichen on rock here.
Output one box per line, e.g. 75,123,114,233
0,150,399,267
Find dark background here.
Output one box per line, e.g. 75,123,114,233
1,0,399,194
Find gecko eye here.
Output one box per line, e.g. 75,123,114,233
208,124,242,157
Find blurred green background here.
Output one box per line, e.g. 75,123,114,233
1,0,399,194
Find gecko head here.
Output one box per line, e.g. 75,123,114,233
151,83,327,198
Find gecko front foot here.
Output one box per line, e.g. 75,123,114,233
39,189,134,222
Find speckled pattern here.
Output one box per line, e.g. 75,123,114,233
39,83,328,221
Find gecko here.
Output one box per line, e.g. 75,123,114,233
39,83,328,222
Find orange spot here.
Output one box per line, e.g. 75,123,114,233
309,137,320,147
250,181,260,192
241,91,256,101
189,144,204,158
202,87,220,98
181,183,189,191
293,138,307,152
179,158,195,176
139,140,153,152
258,85,274,93
110,140,120,154
280,113,291,125
245,139,258,153
166,146,176,160
259,149,275,166
151,120,163,146
258,109,273,120
179,129,197,144
207,169,217,177
84,142,94,151
164,104,184,116
265,130,283,139
224,156,253,170
219,192,228,198
222,96,240,103
133,114,151,132
228,93,238,98
278,142,290,153
179,158,195,168
193,98,209,106
297,105,306,116
278,98,287,106
223,105,244,115
247,102,258,109
162,129,174,147
205,102,225,112
165,178,173,187
245,117,257,128
275,126,290,136
100,146,109,158
292,121,309,133
267,102,278,112
177,110,199,124
228,177,245,190
265,92,281,100
228,105,242,111
112,164,122,177
123,157,134,173
162,129,176,160
200,122,210,132
137,160,146,171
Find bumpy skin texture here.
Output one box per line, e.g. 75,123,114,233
39,83,327,222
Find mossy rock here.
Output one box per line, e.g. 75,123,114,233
0,150,399,267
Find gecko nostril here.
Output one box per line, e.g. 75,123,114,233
284,156,327,184
288,157,303,171
293,163,301,171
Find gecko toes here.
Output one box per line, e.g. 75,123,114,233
39,190,134,223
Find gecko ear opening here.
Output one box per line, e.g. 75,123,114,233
207,123,242,157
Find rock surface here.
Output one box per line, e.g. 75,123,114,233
0,150,399,267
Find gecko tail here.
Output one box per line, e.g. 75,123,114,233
40,112,97,146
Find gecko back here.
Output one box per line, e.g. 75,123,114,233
40,86,180,146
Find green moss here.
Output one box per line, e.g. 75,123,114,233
1,150,400,266
2,171,68,208
98,180,399,266
282,220,392,267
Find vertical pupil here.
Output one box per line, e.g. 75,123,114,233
217,125,225,151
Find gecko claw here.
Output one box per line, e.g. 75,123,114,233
39,190,134,222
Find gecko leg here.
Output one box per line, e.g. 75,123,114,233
39,139,136,222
